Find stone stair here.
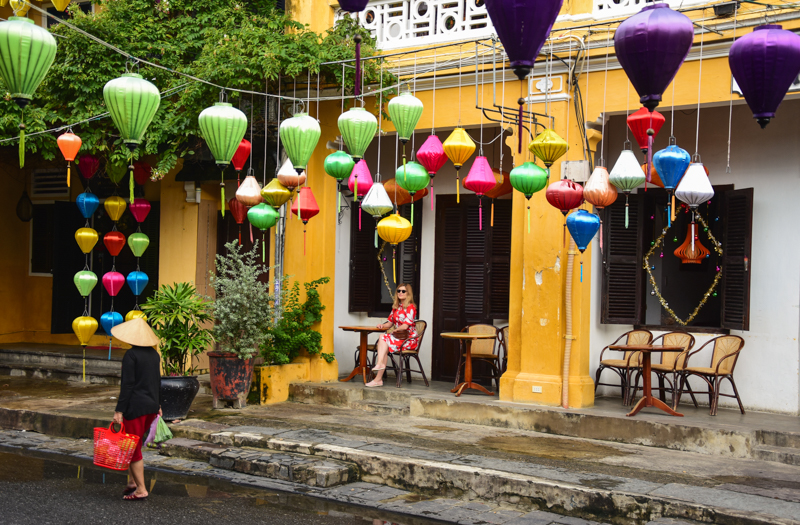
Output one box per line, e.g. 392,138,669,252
0,345,122,385
753,430,800,466
290,382,413,415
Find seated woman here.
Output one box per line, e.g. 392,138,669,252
366,284,417,387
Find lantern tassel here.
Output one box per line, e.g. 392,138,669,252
129,165,135,202
667,203,671,228
527,206,531,234
646,136,654,184
263,232,266,263
67,163,71,188
355,39,361,97
491,200,494,228
479,198,483,231
392,247,397,284
411,201,414,226
354,177,358,203
359,204,362,230
518,101,523,154
456,171,460,204
671,194,676,223
304,227,307,256
625,195,630,229
691,214,695,253
250,222,254,243
337,190,341,214
580,260,583,283
430,182,434,211
562,221,566,248
374,228,378,249
19,113,25,169
82,348,86,383
599,218,604,254
403,146,407,183
220,184,226,218
108,338,112,361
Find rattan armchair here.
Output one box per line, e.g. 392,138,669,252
594,330,653,405
454,324,501,391
674,335,745,416
629,331,695,406
497,326,509,374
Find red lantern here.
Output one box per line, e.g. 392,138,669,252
129,198,151,223
78,154,100,180
291,187,320,255
103,231,126,257
57,132,82,188
627,107,665,154
547,179,585,246
132,161,151,186
228,197,247,245
232,139,252,185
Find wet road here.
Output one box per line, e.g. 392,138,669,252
0,449,437,525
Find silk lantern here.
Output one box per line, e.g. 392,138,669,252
125,310,147,322
395,161,429,225
388,91,424,150
129,198,151,223
339,0,369,11
510,161,548,233
247,203,279,261
417,135,448,210
52,0,72,11
280,113,321,173
100,311,123,336
729,24,800,128
106,160,127,185
72,316,97,347
485,168,512,228
384,178,427,207
132,161,151,186
57,132,82,188
74,270,98,297
261,179,293,208
627,107,665,154
291,187,320,255
103,231,126,257
377,213,412,283
75,227,98,254
349,159,374,203
235,175,263,207
128,233,150,258
547,179,584,246
104,196,127,222
615,4,694,111
102,271,125,297
443,128,476,203
641,163,665,188
76,192,100,219
231,139,252,184
609,145,645,228
198,101,248,215
9,0,30,15
674,224,709,264
338,107,377,161
78,154,100,180
127,271,149,296
566,209,601,282
529,129,568,169
653,136,691,225
277,158,307,190
675,161,714,253
361,182,394,248
325,150,355,212
463,157,497,230
228,197,247,245
583,166,617,253
0,16,57,168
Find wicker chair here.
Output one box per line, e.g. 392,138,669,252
497,326,509,374
387,320,429,388
454,324,501,391
674,335,745,416
629,332,695,406
594,330,653,405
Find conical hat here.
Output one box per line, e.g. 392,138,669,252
111,317,159,347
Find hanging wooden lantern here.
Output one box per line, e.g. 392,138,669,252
104,196,127,222
529,129,568,169
384,178,427,207
277,158,307,190
349,159,374,202
362,182,394,247
377,213,412,284
395,161,429,225
235,175,263,207
103,231,126,257
129,198,151,223
75,227,98,254
674,223,709,264
77,154,100,180
291,187,320,256
57,132,82,188
261,178,293,208
72,316,98,347
609,143,645,228
128,233,150,258
443,128,476,203
388,91,424,147
76,192,100,219
463,157,497,230
132,161,151,186
74,270,98,297
231,139,252,185
338,107,377,161
280,113,321,173
198,101,248,216
509,161,548,233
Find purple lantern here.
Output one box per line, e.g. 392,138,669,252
729,25,800,129
485,0,564,81
615,4,694,111
339,0,369,12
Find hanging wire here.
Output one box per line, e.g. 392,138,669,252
431,48,436,133
625,81,630,141
726,5,739,173
275,75,282,175
670,75,676,137
377,61,384,182
411,52,417,159
264,78,269,184
458,44,463,126
340,63,346,151
695,23,705,158
565,37,574,162
600,27,611,166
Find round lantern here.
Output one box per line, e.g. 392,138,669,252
102,271,125,297
75,227,98,254
128,232,150,258
57,131,82,188
74,270,98,297
198,101,248,216
104,196,127,222
377,213,412,284
361,182,394,247
546,179,584,216
103,231,126,257
463,157,497,230
280,113,321,173
443,128,476,203
129,198,151,223
231,139,252,183
529,129,568,169
615,4,694,111
729,24,800,128
583,166,618,209
72,316,98,347
291,187,320,256
100,311,123,336
384,178,427,207
396,161,429,224
77,154,100,180
510,161,548,233
247,203,279,262
125,310,147,322
132,161,151,186
325,150,356,212
339,0,369,11
236,175,263,207
388,92,424,146
627,107,665,155
338,107,377,161
277,158,307,190
261,179,293,208
349,159,374,202
127,271,149,296
76,192,100,219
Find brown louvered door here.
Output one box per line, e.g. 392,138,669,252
216,210,269,285
349,210,377,313
721,188,753,330
601,193,644,324
399,203,422,305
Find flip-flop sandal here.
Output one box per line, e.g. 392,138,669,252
123,493,148,501
122,486,137,496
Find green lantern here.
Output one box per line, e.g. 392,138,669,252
387,92,423,145
247,203,279,262
106,159,127,185
198,101,248,217
73,270,98,297
128,232,150,258
395,161,430,226
280,113,320,173
510,161,548,234
325,150,355,213
337,107,377,161
0,17,57,168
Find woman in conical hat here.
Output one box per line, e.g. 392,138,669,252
110,317,161,501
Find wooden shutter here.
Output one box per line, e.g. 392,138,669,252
601,193,644,324
216,208,269,285
464,201,487,324
720,188,753,331
51,202,87,334
398,203,422,301
349,209,376,312
488,200,512,318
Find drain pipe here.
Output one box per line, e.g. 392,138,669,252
562,237,577,409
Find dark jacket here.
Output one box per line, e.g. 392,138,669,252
115,345,161,420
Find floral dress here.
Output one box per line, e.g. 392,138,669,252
381,304,418,353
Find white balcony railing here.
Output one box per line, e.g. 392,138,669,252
593,0,710,20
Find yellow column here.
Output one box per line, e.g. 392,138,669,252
159,164,200,286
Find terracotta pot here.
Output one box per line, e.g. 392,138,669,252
208,351,255,409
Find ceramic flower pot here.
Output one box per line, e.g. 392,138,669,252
159,376,200,421
208,351,255,409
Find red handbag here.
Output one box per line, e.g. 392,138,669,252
93,422,141,471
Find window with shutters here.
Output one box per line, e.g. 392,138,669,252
601,186,752,331
348,203,422,317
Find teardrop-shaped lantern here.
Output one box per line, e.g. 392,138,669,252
291,187,320,256
78,154,100,180
228,198,247,244
463,157,498,230
388,92,424,145
609,146,645,194
583,166,618,209
417,135,448,176
128,232,150,258
729,24,800,128
277,158,307,189
72,316,98,347
106,160,127,186
529,129,568,168
57,132,82,188
377,213,413,283
104,73,161,148
76,192,100,219
349,159,374,201
485,0,563,81
100,311,123,336
566,210,601,253
127,271,149,296
75,227,98,254
280,113,321,172
443,128,476,203
361,182,394,219
125,310,147,322
653,139,691,191
52,0,72,11
324,150,355,181
261,179,293,208
102,272,125,297
675,162,714,209
104,196,127,222
247,203,280,231
74,270,98,297
236,175,263,207
232,139,252,175
615,4,694,111
103,231,126,257
627,107,665,154
129,198,151,223
395,161,430,194
546,179,584,216
198,101,248,216
510,161,549,233
132,161,151,186
338,107,377,161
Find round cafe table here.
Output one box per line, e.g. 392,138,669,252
339,325,386,384
441,332,497,397
609,344,685,417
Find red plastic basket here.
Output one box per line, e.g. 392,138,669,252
93,422,140,471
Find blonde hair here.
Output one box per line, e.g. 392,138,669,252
393,283,415,310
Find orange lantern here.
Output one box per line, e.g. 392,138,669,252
674,223,709,264
57,131,82,188
384,178,428,207
485,168,512,227
641,163,665,188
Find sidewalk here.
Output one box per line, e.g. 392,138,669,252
1,375,799,524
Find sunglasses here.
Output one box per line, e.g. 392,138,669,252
396,290,407,294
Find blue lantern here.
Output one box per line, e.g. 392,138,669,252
126,271,149,296
100,311,123,335
566,210,600,283
76,192,100,219
653,136,691,226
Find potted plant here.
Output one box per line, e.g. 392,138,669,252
141,282,213,422
208,240,274,408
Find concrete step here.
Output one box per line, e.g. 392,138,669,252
361,385,413,405
752,445,800,466
0,363,120,385
351,400,410,416
161,437,358,488
0,347,122,373
756,429,800,449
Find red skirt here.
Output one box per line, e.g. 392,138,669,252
123,413,158,463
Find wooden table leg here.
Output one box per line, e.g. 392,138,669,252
627,351,683,417
451,340,495,397
340,331,371,383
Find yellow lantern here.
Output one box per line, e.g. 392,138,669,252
9,0,31,16
52,0,72,11
529,129,568,169
261,178,293,208
125,310,147,322
75,227,98,254
377,213,412,284
0,1,9,7
443,128,476,203
104,195,127,222
72,316,98,346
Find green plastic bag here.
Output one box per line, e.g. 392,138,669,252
154,416,173,444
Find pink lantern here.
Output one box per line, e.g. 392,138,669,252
348,160,374,202
132,161,151,186
77,154,100,180
102,272,125,297
417,135,448,210
462,156,497,230
129,198,151,223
